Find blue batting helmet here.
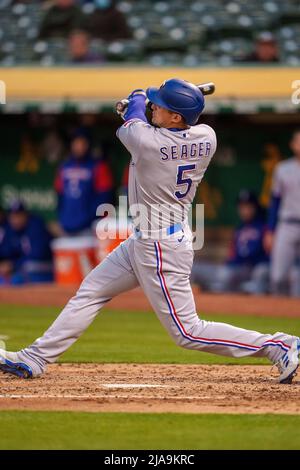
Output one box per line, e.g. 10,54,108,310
146,78,205,125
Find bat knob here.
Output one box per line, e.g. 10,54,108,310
199,82,215,96
115,99,129,119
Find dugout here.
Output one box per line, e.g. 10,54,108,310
0,66,299,261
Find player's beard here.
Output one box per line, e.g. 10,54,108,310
150,114,162,128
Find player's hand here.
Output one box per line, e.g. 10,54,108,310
115,99,129,120
263,230,274,254
115,90,147,120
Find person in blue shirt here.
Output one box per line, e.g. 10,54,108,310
0,205,7,231
227,190,268,267
0,201,53,285
191,190,270,294
0,206,8,260
54,130,114,235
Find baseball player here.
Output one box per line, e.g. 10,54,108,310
0,200,53,285
265,129,300,295
55,130,113,235
0,79,299,384
191,190,269,294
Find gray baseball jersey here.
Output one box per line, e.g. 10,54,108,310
18,118,294,375
272,157,300,221
270,157,300,293
117,119,216,234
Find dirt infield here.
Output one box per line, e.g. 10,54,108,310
0,284,300,318
1,285,299,416
0,363,300,415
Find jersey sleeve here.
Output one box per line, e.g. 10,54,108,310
201,124,217,156
116,119,153,160
271,164,284,197
208,127,217,156
267,195,281,231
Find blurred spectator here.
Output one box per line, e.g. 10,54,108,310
242,32,279,63
191,190,269,294
68,30,103,63
54,130,114,235
39,0,85,39
0,206,6,228
41,129,66,164
265,129,300,296
85,0,132,41
0,201,53,285
0,206,7,247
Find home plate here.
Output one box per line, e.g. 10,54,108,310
102,383,171,389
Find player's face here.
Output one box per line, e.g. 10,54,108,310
9,211,28,231
256,41,278,62
151,104,185,128
69,32,89,59
57,0,74,7
238,203,256,223
290,132,300,158
71,137,89,159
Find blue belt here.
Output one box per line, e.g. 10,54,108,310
166,223,183,235
134,223,183,238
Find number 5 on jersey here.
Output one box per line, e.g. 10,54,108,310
175,164,196,199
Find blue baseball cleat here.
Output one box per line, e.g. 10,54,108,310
274,338,300,384
0,349,33,379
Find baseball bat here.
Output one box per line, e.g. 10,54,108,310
197,82,215,96
116,82,215,115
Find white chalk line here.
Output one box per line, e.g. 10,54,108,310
0,394,226,400
103,383,171,389
0,382,175,390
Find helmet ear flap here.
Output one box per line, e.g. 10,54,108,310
147,101,153,111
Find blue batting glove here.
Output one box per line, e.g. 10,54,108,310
128,89,147,100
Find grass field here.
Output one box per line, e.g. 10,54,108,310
0,304,299,364
1,411,300,450
0,304,299,450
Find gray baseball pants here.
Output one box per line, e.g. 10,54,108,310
20,231,294,374
271,222,300,295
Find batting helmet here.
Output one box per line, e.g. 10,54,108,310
146,78,205,126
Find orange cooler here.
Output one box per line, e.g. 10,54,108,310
51,236,98,285
95,218,133,262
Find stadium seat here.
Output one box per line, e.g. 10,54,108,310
0,0,299,64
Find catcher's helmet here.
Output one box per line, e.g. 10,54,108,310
146,78,205,125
